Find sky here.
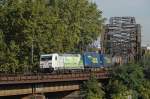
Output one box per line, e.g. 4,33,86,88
93,0,150,46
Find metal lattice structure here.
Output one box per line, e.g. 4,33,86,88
102,17,141,63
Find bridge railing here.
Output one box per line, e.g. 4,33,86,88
0,70,111,85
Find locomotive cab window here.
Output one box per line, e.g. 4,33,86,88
55,56,57,60
41,56,52,61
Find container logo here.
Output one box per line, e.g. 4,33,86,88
87,56,98,64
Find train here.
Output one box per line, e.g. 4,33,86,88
39,52,113,73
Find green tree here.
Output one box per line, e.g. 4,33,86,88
81,75,105,99
107,80,138,99
0,31,6,65
112,63,144,90
138,80,150,99
107,63,150,99
0,0,56,66
141,50,150,79
0,0,104,72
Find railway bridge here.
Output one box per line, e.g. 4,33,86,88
0,70,110,99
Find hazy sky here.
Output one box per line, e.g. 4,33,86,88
93,0,150,46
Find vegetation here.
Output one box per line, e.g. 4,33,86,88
107,63,150,99
81,74,105,99
107,80,137,99
112,64,144,90
141,49,150,79
138,80,150,99
81,63,150,99
0,0,104,73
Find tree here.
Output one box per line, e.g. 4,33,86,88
0,0,57,66
141,50,150,79
80,75,105,99
48,0,104,52
107,63,150,99
0,31,6,65
107,80,138,99
138,80,150,99
0,0,104,72
112,63,144,90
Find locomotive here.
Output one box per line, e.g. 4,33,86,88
39,52,107,73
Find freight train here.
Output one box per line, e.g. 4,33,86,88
39,52,113,73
